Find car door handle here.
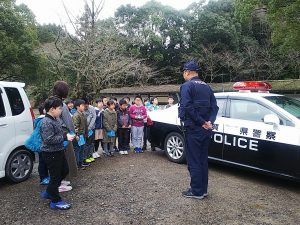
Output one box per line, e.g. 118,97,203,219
0,124,8,128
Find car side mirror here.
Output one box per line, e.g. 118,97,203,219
263,114,280,126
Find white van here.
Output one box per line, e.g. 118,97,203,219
0,81,35,182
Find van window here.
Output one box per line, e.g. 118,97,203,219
4,87,24,116
0,92,5,117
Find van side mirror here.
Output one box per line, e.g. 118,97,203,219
263,114,280,126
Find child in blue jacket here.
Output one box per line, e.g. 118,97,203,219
94,98,104,157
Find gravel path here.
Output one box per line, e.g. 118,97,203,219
0,150,299,225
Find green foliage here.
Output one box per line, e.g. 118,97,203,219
188,0,240,51
234,0,300,51
37,24,63,43
1,0,299,104
268,0,300,52
115,0,189,82
0,1,40,82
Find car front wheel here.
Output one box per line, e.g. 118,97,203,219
164,132,186,163
5,149,33,183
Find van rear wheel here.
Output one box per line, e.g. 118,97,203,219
5,149,33,183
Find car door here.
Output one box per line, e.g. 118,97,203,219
222,98,299,177
208,98,226,159
0,86,16,173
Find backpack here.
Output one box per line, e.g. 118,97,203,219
24,117,44,152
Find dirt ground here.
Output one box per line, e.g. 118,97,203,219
0,149,299,225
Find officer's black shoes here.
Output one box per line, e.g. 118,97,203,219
185,188,208,197
182,190,204,199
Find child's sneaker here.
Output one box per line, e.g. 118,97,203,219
85,158,92,163
119,151,124,155
134,148,139,153
92,152,100,158
139,148,144,153
61,180,71,186
59,185,72,193
40,177,50,185
50,200,71,210
88,157,95,162
40,190,52,199
82,162,90,167
123,151,128,155
110,152,114,157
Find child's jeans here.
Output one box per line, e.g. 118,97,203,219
103,142,114,155
131,126,144,148
143,123,149,148
42,151,69,203
118,128,130,151
85,130,95,158
73,141,84,166
38,152,49,181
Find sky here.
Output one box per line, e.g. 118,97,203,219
16,0,199,26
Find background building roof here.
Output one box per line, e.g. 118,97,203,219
99,79,300,95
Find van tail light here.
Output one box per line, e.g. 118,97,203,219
30,107,35,127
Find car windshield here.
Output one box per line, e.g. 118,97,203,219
264,96,300,119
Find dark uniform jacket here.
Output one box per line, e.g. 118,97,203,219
178,76,219,127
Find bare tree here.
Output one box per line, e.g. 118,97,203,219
287,50,300,79
199,44,221,83
243,44,269,80
260,47,285,80
220,50,245,82
45,0,157,97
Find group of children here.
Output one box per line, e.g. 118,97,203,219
28,89,175,210
68,95,150,159
65,95,175,159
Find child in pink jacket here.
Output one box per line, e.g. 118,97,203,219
129,96,147,153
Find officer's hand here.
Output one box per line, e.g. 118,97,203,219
202,121,212,130
202,124,209,130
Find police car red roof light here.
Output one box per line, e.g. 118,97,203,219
233,81,272,92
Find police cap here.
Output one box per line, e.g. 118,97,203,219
182,60,200,72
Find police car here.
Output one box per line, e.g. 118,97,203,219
149,81,300,181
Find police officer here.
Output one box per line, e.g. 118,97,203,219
179,60,219,199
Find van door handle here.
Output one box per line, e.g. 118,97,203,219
0,124,8,128
225,124,238,128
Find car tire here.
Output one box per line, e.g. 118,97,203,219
5,149,33,183
164,132,186,164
